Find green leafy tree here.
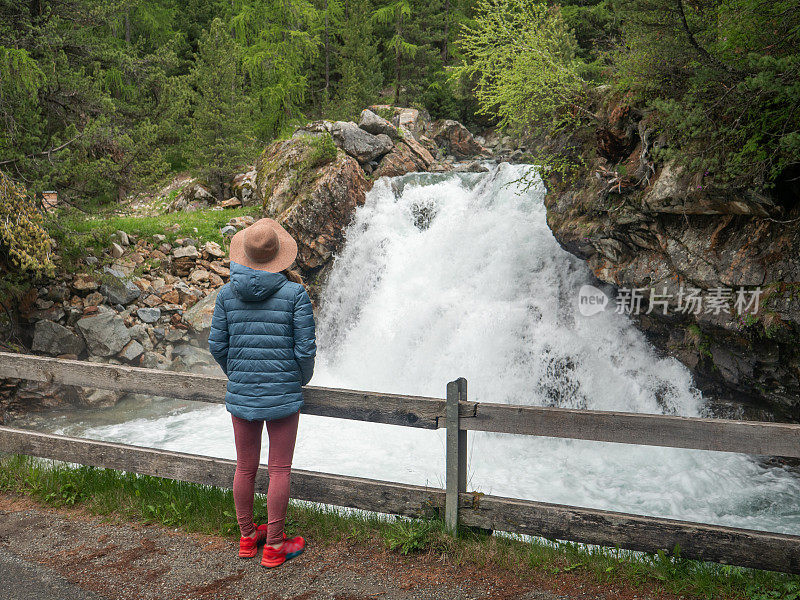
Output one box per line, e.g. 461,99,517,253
191,18,255,200
453,0,588,137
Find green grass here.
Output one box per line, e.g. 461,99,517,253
0,454,798,599
46,205,261,271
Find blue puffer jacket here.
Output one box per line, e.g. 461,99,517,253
208,262,316,421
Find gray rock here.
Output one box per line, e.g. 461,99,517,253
220,225,237,237
164,328,187,343
152,327,165,341
330,121,393,164
110,242,125,258
99,269,141,306
76,312,132,357
126,323,148,342
183,289,219,334
47,285,70,302
358,109,399,138
137,307,161,323
375,133,393,151
292,120,333,138
65,308,83,327
119,339,144,362
114,230,130,246
85,256,99,266
140,351,168,370
84,388,122,408
203,241,225,258
173,245,199,259
153,234,166,243
32,320,85,356
171,344,214,369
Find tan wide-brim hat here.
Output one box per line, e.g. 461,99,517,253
229,218,298,273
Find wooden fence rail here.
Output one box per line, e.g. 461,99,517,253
2,351,800,573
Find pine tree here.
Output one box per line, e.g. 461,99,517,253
335,0,382,115
191,18,254,200
231,0,320,138
372,0,420,104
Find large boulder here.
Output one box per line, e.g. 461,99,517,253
255,135,368,271
76,310,132,357
231,166,258,206
32,320,85,356
329,121,393,164
293,120,393,164
100,268,141,306
368,105,431,139
168,182,215,212
373,141,432,178
183,288,219,334
171,344,216,372
430,119,487,158
358,109,399,139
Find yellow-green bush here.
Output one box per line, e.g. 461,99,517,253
0,170,54,275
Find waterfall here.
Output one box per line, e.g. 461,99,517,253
46,163,800,534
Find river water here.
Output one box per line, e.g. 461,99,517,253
18,163,800,534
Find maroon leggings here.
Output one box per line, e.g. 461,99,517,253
231,411,299,544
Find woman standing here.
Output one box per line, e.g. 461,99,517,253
208,218,316,568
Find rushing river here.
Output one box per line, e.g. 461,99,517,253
18,163,800,534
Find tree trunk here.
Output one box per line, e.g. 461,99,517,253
124,11,131,45
442,0,450,63
29,0,41,19
324,0,330,97
394,11,402,105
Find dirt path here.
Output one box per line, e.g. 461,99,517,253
0,495,572,600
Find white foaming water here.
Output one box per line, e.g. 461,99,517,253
51,164,800,533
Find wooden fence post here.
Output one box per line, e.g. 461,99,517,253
445,377,467,534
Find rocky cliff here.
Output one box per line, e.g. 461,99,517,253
542,90,800,420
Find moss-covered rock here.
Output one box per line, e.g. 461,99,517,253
255,134,368,289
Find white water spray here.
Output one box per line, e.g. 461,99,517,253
44,164,800,533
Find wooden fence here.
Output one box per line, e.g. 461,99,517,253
1,351,800,574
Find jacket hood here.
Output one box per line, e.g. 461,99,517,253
230,261,288,302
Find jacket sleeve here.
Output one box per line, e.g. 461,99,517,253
208,291,230,376
293,285,317,386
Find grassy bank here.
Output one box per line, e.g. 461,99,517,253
46,204,262,271
0,454,798,600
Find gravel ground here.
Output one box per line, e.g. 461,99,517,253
0,496,569,600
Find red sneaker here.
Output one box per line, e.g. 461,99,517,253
260,535,306,568
238,524,268,558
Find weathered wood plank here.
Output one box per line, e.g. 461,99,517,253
0,426,443,518
445,378,467,532
303,386,444,429
0,352,445,429
2,424,798,573
5,351,800,455
461,402,800,458
459,493,800,574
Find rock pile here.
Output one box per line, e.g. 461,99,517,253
9,215,264,416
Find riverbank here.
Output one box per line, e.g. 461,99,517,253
0,455,796,600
